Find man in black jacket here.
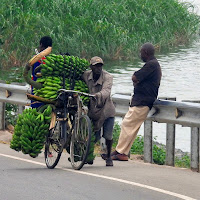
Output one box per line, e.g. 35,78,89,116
111,43,162,161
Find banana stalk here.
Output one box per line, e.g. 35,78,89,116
28,47,52,66
27,93,56,104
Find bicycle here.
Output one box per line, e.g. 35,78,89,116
44,89,95,170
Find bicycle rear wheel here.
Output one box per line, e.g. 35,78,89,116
70,115,92,170
44,121,62,169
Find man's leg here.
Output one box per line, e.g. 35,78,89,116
102,117,115,166
114,106,149,159
94,129,101,143
105,139,113,166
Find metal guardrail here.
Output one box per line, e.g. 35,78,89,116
0,82,31,130
113,93,200,172
113,93,200,127
0,82,31,105
0,83,199,172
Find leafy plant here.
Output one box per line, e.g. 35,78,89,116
153,144,166,165
87,131,96,162
5,103,18,126
130,135,144,155
175,154,190,168
0,66,24,83
112,122,121,148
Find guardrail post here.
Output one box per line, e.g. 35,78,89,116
166,124,175,166
0,102,5,130
164,97,176,166
199,128,200,172
191,127,199,172
144,120,153,163
100,128,106,152
18,105,25,114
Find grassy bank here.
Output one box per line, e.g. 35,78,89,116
0,0,199,70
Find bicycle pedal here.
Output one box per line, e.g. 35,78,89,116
85,160,93,165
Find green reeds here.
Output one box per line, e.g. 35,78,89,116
0,0,199,70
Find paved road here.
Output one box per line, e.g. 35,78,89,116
0,143,199,200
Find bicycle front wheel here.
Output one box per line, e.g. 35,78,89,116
70,115,92,170
44,121,62,169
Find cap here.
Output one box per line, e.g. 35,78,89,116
90,56,104,65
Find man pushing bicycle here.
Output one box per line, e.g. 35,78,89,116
82,56,115,167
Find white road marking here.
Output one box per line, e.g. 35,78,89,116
0,153,196,200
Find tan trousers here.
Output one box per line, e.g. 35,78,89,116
116,106,149,155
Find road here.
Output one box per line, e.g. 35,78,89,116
0,143,200,200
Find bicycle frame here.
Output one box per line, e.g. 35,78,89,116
55,88,94,147
45,81,95,169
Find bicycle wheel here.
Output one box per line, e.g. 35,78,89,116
44,121,62,169
70,115,92,170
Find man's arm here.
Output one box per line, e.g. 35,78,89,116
133,62,157,83
95,74,113,108
132,74,139,86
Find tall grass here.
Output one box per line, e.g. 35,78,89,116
0,0,199,70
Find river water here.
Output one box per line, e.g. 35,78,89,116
105,0,200,152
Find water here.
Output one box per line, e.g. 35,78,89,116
104,0,200,153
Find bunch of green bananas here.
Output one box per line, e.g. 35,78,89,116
40,54,89,79
86,131,96,163
10,105,52,158
10,114,24,152
33,76,62,100
74,80,90,106
34,54,91,105
64,79,90,106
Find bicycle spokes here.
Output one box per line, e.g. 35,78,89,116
44,121,62,169
70,115,92,170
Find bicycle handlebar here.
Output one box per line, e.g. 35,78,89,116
58,89,96,98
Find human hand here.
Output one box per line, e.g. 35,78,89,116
73,93,78,98
93,93,99,100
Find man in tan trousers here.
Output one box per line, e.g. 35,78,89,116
111,43,162,161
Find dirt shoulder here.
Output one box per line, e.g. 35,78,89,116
0,129,13,144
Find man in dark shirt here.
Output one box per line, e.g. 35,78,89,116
111,43,162,161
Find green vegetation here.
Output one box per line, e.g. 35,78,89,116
0,0,199,71
112,123,190,168
175,154,190,168
5,103,18,126
130,135,144,155
152,144,166,165
112,122,121,149
0,67,24,83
